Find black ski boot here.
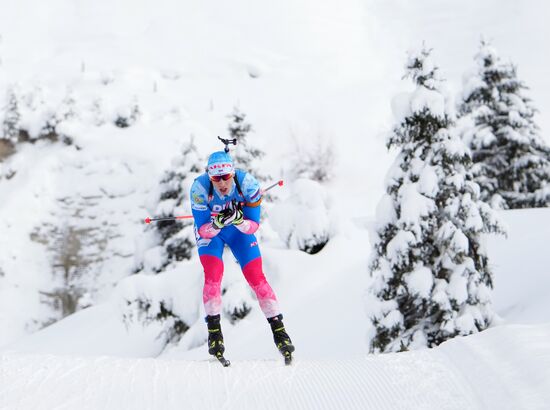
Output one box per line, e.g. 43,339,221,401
206,314,230,367
268,314,295,365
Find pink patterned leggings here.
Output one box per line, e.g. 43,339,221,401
200,255,280,318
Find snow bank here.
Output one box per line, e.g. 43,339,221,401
2,303,166,358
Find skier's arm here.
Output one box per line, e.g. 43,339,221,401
233,175,262,234
194,209,221,239
198,221,221,238
234,201,260,234
190,180,221,239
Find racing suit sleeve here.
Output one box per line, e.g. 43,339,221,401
190,179,220,239
234,172,262,235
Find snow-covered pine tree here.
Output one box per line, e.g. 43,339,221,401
139,138,203,274
52,88,77,145
0,87,22,162
226,105,279,231
2,87,20,144
459,40,550,208
124,138,204,347
38,86,77,144
2,84,76,149
367,46,504,354
227,106,269,183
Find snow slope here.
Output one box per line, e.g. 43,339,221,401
489,208,550,324
2,323,549,410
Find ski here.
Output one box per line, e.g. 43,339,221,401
215,352,231,367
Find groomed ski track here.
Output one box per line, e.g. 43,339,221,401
2,323,549,410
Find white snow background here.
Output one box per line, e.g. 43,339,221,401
1,0,550,409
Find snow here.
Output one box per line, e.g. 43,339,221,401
451,230,469,254
405,266,433,298
379,307,403,330
398,183,436,225
418,165,439,197
391,92,413,123
2,323,550,409
269,178,332,251
448,271,469,305
386,230,416,265
1,0,550,408
1,303,167,358
115,267,203,326
411,87,447,118
391,86,449,124
488,208,550,324
374,193,397,226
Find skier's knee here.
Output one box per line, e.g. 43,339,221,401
200,255,224,282
242,257,266,287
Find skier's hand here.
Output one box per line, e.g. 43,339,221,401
232,204,244,225
212,209,234,229
212,201,241,229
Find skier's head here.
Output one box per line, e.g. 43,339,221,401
207,151,234,179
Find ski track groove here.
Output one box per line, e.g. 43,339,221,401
3,327,550,410
21,358,50,407
220,362,234,410
330,360,367,409
25,356,60,409
354,358,393,408
85,357,101,409
45,357,87,410
1,354,474,410
152,359,160,409
223,360,282,410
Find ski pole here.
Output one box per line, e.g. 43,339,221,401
262,179,284,193
144,215,194,224
144,179,284,224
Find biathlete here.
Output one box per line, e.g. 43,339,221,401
190,150,295,365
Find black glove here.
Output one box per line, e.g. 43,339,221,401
232,202,244,225
212,201,242,229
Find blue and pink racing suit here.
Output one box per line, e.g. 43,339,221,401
190,169,280,318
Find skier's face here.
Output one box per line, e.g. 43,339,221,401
211,173,234,196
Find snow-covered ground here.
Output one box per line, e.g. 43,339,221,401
2,323,549,410
1,1,550,409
